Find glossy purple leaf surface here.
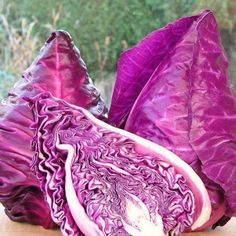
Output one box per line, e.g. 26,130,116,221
109,10,236,228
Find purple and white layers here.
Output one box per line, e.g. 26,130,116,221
30,92,211,236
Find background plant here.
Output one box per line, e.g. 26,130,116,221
0,0,235,100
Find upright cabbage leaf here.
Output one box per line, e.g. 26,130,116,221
108,12,200,127
0,30,107,228
110,10,235,228
29,92,211,236
12,30,107,118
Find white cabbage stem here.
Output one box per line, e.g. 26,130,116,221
122,193,167,236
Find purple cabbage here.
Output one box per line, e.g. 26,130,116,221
0,30,107,228
109,12,200,128
29,92,211,236
109,10,236,228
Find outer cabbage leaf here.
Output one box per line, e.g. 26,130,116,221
0,30,107,228
119,10,235,228
29,92,211,236
108,12,201,127
12,30,107,118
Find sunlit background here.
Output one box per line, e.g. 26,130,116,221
0,0,235,104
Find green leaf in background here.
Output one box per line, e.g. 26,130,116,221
0,70,15,100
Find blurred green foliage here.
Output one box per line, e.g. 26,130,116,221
192,0,236,29
0,0,235,99
0,0,196,81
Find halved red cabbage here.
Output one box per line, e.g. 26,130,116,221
0,31,107,228
29,92,211,236
109,10,236,228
